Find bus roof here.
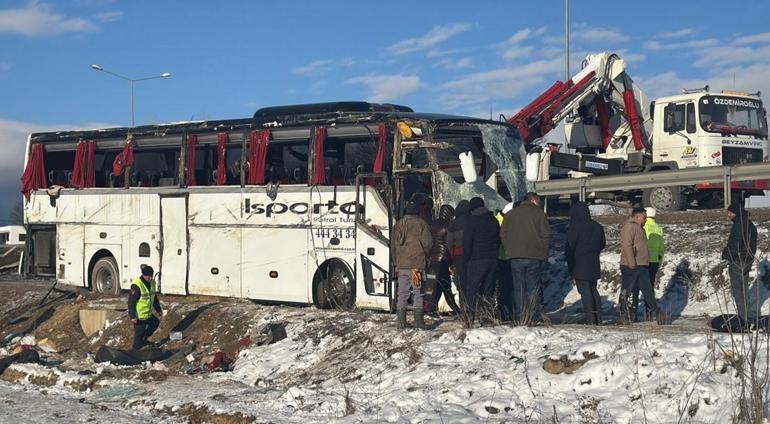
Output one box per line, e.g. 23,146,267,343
30,102,505,143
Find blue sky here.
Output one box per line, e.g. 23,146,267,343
1,0,770,218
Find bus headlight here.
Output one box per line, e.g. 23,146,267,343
397,121,423,139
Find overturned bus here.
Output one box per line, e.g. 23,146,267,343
21,101,528,311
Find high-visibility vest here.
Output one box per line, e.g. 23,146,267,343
644,218,665,263
131,277,157,320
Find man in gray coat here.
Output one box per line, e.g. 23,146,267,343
391,201,433,329
619,207,662,324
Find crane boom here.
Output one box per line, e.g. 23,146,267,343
508,52,650,154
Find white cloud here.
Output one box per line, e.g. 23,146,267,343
499,27,546,61
573,26,628,44
0,2,97,37
436,57,473,70
692,45,770,68
735,32,770,45
638,63,770,102
655,28,699,39
438,58,562,108
292,59,334,76
346,74,421,102
643,38,719,52
386,23,471,55
94,11,122,23
426,48,468,58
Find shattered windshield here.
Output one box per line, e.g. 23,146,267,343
432,122,529,213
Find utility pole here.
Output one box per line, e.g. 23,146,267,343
565,0,570,81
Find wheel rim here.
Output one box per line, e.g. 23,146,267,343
95,266,114,293
650,187,674,210
326,264,353,307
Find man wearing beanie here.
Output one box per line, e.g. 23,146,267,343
391,200,433,329
128,265,163,350
722,202,758,322
633,207,664,320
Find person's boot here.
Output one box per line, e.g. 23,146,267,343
414,310,427,330
397,309,407,329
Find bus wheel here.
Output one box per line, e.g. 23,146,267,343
643,186,685,211
323,259,355,310
91,256,120,295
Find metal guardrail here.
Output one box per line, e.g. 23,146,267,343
533,162,770,207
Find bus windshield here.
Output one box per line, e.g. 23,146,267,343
431,122,527,212
699,96,768,136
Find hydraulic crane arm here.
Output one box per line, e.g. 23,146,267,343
508,52,650,153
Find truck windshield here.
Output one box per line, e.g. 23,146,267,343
699,96,768,136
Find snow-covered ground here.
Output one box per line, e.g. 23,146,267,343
2,309,767,423
0,209,768,422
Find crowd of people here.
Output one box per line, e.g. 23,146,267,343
390,192,759,329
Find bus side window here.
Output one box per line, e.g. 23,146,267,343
43,150,76,188
282,143,309,184
134,150,176,187
225,146,243,185
138,242,151,258
192,145,215,186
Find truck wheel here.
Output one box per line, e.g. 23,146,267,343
321,259,355,310
91,256,120,295
643,186,685,211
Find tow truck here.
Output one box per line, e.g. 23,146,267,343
508,52,769,210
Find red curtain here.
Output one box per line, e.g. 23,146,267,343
373,123,387,172
248,130,270,185
71,140,96,188
185,134,198,186
215,132,228,185
312,127,326,185
21,144,47,200
113,138,134,176
71,141,86,188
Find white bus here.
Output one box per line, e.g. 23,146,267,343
22,102,527,311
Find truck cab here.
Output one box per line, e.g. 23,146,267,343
651,91,769,170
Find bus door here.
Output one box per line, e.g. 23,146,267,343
159,195,188,295
354,173,392,310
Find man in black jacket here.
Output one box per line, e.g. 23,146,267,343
426,205,462,316
447,200,470,308
722,202,758,321
462,197,500,325
565,202,606,325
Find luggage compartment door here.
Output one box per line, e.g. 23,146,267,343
159,196,188,295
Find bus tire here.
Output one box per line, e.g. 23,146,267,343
320,259,355,310
643,186,685,211
91,256,120,295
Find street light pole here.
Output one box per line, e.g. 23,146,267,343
565,0,570,81
90,64,172,127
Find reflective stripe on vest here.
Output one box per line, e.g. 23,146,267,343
131,277,156,320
